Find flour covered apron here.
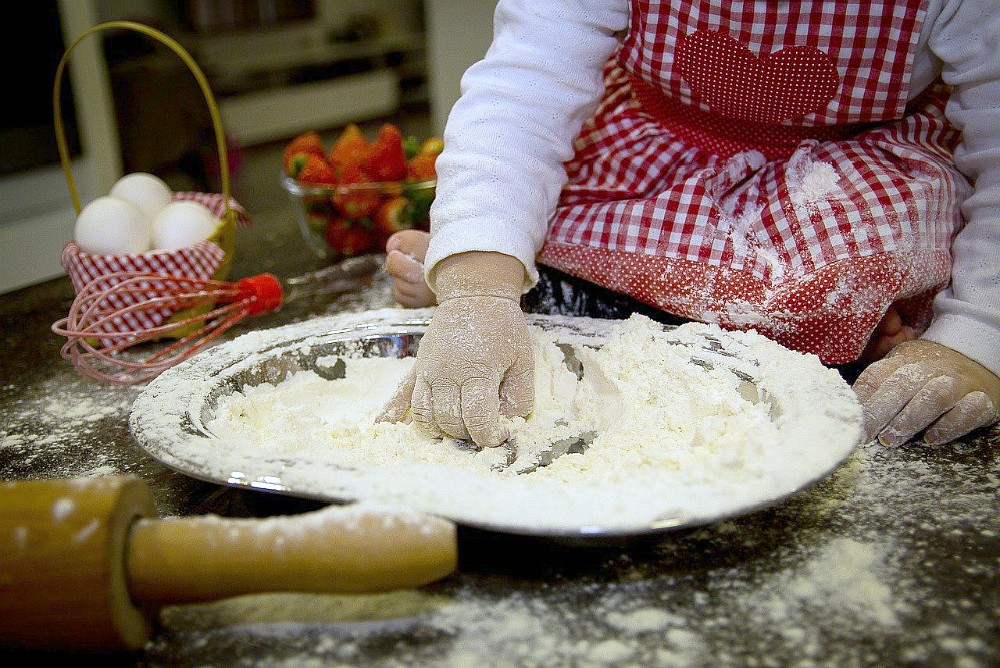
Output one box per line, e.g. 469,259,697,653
538,0,969,364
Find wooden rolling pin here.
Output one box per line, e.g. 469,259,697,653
0,475,457,651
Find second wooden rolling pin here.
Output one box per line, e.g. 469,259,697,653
0,475,458,651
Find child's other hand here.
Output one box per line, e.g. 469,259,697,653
384,230,435,308
853,340,1000,447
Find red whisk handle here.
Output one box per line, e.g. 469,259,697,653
235,274,283,316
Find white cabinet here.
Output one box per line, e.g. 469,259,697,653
184,2,428,146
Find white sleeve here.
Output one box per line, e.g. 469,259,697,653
424,0,629,292
920,0,1000,376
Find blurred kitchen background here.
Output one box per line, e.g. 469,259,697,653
0,0,497,293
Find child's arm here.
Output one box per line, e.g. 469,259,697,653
920,0,1000,376
423,0,629,293
380,0,627,445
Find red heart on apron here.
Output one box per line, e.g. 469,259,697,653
676,30,840,123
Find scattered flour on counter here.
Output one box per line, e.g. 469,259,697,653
1,372,136,477
753,537,899,628
785,538,897,626
179,312,863,533
604,607,678,634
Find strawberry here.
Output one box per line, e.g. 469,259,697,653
373,196,414,248
325,218,374,256
287,131,324,152
362,123,408,183
406,152,437,182
284,152,308,178
328,124,370,177
283,132,325,176
297,153,337,186
331,163,381,219
285,131,325,155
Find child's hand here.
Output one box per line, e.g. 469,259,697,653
377,251,533,448
853,340,1000,446
384,230,435,308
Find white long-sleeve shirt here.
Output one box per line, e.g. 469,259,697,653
425,0,1000,376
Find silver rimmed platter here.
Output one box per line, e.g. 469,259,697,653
129,308,863,540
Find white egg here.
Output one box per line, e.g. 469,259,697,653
110,172,173,221
74,196,152,255
151,200,220,250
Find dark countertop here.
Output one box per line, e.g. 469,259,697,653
1,203,998,667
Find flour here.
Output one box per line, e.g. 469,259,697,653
135,309,863,535
798,161,841,201
787,153,841,207
604,607,678,634
0,373,137,478
757,537,899,628
52,497,75,521
205,318,774,479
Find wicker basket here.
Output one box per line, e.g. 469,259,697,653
54,20,247,340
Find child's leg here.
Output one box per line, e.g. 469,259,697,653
384,230,435,307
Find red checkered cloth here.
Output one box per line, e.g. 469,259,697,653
61,192,247,337
540,0,969,364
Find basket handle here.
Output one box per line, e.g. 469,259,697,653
53,20,234,224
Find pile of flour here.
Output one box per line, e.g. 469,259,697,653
205,316,772,480
189,312,863,534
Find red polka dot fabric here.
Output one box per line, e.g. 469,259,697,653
676,30,840,125
539,0,969,364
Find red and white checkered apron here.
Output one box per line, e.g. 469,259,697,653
539,0,970,364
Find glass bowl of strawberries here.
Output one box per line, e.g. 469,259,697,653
281,123,439,261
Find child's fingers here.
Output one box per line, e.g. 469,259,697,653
376,369,416,424
862,325,917,362
924,392,998,445
386,229,431,259
386,248,436,307
880,308,903,336
385,249,424,284
393,282,435,308
852,356,905,404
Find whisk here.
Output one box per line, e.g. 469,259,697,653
51,255,384,384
